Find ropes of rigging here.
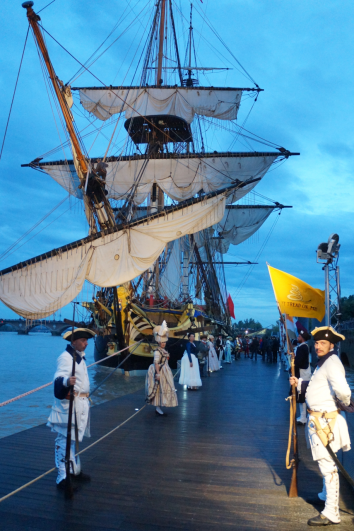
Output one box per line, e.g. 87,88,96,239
191,1,259,88
230,210,282,300
0,26,29,162
172,0,258,86
66,0,151,85
0,364,182,504
0,196,73,263
0,340,143,409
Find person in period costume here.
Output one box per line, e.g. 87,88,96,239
145,321,178,416
207,335,220,372
47,328,95,490
179,332,202,389
235,336,242,360
294,322,312,425
290,326,351,526
272,336,279,362
249,337,259,360
215,334,225,368
224,337,232,363
197,334,209,377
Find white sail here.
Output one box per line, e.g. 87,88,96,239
41,153,278,204
0,194,225,319
213,205,275,253
78,86,243,122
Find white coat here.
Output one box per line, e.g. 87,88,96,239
298,354,351,460
47,349,90,441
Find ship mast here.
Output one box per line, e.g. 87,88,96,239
22,1,115,232
156,0,166,85
145,0,167,303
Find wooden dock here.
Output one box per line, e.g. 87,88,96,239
0,358,353,530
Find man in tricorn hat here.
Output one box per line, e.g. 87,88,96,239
47,328,95,490
290,326,351,526
294,322,312,425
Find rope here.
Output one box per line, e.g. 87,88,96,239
0,354,182,502
89,340,143,397
231,211,281,300
0,405,146,504
0,341,142,408
0,196,70,262
0,26,29,162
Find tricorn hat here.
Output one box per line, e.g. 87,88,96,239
63,328,96,342
311,326,345,344
153,320,169,344
296,321,311,341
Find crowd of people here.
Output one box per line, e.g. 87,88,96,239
232,335,280,362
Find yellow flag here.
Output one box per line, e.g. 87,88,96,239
267,264,325,321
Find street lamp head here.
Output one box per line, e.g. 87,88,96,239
317,233,340,264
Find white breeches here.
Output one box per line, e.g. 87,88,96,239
55,433,81,484
297,403,307,423
218,349,223,367
317,457,340,523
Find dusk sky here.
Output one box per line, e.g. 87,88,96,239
1,0,353,327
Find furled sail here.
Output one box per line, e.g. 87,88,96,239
77,86,244,122
0,193,225,319
213,205,275,253
40,152,279,204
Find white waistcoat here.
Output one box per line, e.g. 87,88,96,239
47,350,91,441
302,355,351,460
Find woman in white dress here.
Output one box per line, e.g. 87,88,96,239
207,335,220,372
145,321,178,416
179,333,202,390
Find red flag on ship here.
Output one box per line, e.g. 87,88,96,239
227,294,235,319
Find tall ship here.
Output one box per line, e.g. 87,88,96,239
0,1,298,372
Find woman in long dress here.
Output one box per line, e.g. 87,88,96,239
207,335,220,372
179,333,202,390
145,321,178,416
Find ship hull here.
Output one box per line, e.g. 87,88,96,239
94,335,201,372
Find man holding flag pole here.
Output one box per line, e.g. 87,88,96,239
268,264,353,526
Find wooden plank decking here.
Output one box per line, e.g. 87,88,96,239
0,357,353,530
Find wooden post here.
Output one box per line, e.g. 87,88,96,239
64,302,78,499
282,313,299,498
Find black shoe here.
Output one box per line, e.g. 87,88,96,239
307,514,337,526
56,479,80,492
71,471,91,483
297,420,306,426
305,498,325,506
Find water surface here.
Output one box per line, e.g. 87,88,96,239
0,333,145,438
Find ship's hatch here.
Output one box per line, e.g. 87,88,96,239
124,114,192,144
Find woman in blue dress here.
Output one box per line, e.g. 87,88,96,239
179,333,202,390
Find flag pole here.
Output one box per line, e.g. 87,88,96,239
267,264,298,498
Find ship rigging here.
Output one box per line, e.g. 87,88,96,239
0,0,298,370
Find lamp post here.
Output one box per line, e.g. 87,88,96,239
316,234,341,329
